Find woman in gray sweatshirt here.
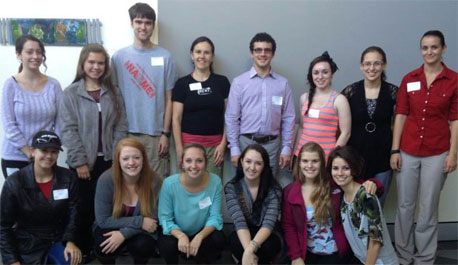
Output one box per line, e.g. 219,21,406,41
93,138,162,265
58,44,128,258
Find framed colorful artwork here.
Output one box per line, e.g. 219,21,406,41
0,18,102,46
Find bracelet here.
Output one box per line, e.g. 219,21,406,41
250,239,260,252
161,131,171,137
390,149,400,155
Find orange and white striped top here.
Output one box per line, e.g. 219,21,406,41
295,90,339,158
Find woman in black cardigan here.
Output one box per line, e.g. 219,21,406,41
341,46,398,206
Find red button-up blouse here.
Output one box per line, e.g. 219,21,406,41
396,63,458,156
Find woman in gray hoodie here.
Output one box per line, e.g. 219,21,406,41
58,44,128,258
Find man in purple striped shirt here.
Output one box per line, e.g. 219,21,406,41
225,33,295,183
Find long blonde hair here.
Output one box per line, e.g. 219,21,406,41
293,142,335,226
112,138,161,218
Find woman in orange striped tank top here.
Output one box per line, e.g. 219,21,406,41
294,52,351,159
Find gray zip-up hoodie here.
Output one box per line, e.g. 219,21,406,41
58,79,128,169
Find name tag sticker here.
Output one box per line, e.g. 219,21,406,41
407,81,421,92
309,109,320,118
97,103,102,112
151,57,164,66
6,168,19,176
199,196,212,209
189,82,202,91
272,96,283,105
53,189,69,200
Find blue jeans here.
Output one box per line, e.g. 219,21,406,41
373,169,393,207
47,242,70,265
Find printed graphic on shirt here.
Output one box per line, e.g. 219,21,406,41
197,87,212,96
124,60,157,98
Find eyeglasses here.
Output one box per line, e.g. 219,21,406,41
252,48,273,54
362,61,384,68
35,134,60,144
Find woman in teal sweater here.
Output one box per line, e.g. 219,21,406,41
158,143,225,264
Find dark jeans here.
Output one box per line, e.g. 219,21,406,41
71,156,112,255
158,230,226,264
47,242,71,265
1,159,29,178
229,227,282,264
93,226,157,264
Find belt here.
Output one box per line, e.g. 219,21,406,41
242,134,277,144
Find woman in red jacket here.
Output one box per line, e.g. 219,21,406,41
282,142,382,264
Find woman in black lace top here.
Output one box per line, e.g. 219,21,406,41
341,46,398,206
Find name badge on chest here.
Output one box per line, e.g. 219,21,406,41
308,109,320,118
151,57,164,66
272,96,283,105
189,82,203,91
53,189,69,200
199,196,212,209
407,81,421,92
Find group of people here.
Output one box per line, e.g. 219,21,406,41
0,2,456,265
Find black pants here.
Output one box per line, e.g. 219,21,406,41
71,157,112,255
158,230,226,264
93,226,157,264
1,159,29,178
229,227,282,264
305,251,342,264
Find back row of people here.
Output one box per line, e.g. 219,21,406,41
0,2,456,265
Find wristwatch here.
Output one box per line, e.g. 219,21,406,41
161,131,171,137
390,149,400,155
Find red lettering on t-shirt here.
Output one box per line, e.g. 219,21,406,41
123,60,156,98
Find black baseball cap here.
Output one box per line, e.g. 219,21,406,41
31,131,63,151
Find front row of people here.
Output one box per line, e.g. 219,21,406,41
1,131,398,265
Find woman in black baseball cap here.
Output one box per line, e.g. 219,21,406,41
0,130,82,265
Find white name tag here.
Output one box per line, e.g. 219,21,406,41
151,57,164,66
189,82,203,91
272,96,283,105
97,103,101,112
53,189,69,200
309,109,320,118
6,167,19,176
199,196,212,209
332,188,342,195
407,81,421,92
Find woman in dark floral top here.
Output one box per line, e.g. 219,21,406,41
328,146,398,265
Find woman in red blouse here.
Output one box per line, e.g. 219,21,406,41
390,30,457,265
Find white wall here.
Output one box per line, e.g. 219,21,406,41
0,0,158,185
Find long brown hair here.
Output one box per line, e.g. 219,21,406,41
112,138,161,218
73,44,120,122
293,142,335,225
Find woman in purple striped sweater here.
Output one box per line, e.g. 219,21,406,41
1,35,62,178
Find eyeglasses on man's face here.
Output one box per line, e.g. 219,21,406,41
252,48,273,54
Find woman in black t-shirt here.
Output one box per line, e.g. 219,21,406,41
172,36,230,177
